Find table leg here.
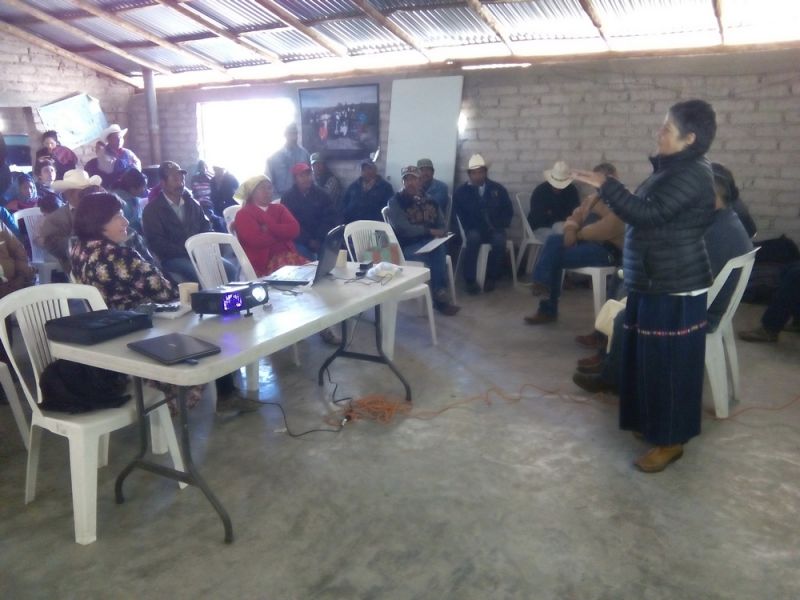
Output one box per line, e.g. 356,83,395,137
317,305,412,402
115,380,234,544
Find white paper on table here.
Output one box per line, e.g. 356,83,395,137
412,233,454,254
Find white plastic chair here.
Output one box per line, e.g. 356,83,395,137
381,206,456,304
0,283,184,544
704,248,758,418
454,215,517,290
185,232,300,386
514,192,545,276
14,207,60,284
343,220,437,351
1,360,29,450
223,204,241,234
565,266,619,319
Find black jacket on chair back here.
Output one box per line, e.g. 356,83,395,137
599,148,715,294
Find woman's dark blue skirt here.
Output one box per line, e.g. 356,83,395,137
619,291,707,446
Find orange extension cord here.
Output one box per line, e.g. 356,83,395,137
324,383,800,427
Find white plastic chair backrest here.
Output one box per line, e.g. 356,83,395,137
14,207,51,263
380,206,390,223
343,220,407,266
223,204,241,234
706,247,758,324
0,284,106,416
185,232,255,288
455,215,467,249
514,192,536,240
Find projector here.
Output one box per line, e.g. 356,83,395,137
190,282,269,317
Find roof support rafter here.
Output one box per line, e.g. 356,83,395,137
0,20,139,87
351,0,432,62
65,0,232,77
4,0,171,75
250,0,349,58
153,0,282,63
464,0,516,55
577,0,609,46
713,0,726,43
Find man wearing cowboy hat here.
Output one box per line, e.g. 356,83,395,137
453,154,513,294
88,124,141,189
267,123,310,199
341,158,393,224
386,165,460,316
41,168,103,273
527,160,580,240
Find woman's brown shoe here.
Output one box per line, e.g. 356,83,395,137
634,445,683,473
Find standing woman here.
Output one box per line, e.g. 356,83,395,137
572,99,717,473
233,175,305,276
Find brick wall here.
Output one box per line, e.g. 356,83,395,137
0,35,134,164
134,49,800,241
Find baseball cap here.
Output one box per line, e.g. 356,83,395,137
158,161,187,180
290,162,311,176
417,158,434,169
401,165,420,179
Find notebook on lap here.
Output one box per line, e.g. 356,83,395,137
127,333,221,365
264,224,344,287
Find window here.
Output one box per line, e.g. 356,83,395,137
197,97,296,180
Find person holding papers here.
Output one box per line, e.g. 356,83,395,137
386,166,460,316
453,154,513,294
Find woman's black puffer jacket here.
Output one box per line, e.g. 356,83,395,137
599,148,715,294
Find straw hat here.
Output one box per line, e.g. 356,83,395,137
51,168,103,192
99,124,128,143
467,154,487,170
544,160,573,189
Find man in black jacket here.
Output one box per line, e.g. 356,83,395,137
282,162,341,260
342,159,393,224
453,154,513,294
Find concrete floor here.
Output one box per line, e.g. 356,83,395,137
1,282,799,599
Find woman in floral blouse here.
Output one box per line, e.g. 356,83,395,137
70,192,175,310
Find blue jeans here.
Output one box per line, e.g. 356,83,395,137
403,239,448,298
295,242,317,261
532,234,617,316
762,262,800,332
462,229,506,283
162,256,236,284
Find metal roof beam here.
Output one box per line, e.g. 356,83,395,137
65,0,232,77
250,0,348,57
577,0,609,45
153,0,282,62
0,20,139,87
464,0,515,55
4,0,171,75
351,0,432,62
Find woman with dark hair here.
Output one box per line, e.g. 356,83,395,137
70,192,174,309
711,162,757,238
111,167,148,234
35,130,78,180
572,99,718,473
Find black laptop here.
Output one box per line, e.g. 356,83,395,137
263,224,344,287
127,333,221,365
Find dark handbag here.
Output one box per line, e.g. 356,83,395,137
45,309,152,345
39,359,130,413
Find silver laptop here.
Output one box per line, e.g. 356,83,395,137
264,224,344,286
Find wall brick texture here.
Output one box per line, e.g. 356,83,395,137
0,35,134,164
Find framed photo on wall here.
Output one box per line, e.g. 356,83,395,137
298,84,379,160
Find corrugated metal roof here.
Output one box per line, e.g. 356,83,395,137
243,29,336,62
488,1,599,42
81,48,146,74
183,36,264,64
390,6,498,47
121,4,210,38
313,17,410,55
271,0,358,22
186,0,282,32
4,0,799,87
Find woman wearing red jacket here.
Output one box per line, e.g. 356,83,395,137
233,175,306,276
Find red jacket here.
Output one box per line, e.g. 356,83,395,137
234,202,300,276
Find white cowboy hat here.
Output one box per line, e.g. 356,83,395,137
51,168,103,192
468,154,487,170
99,123,128,142
544,160,573,189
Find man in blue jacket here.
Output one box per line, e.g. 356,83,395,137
453,154,513,294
